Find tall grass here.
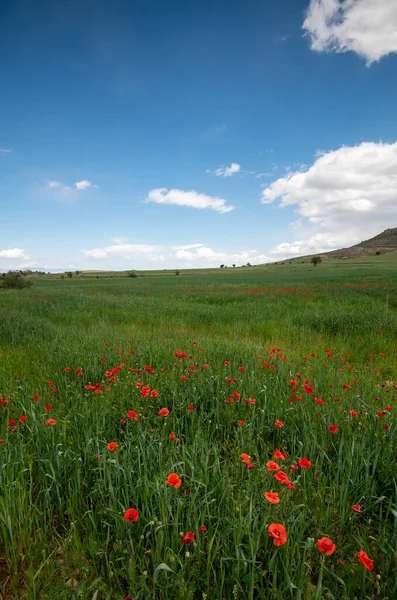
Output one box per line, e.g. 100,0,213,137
0,268,396,598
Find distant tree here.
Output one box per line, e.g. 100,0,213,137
232,264,236,267
311,256,322,267
66,271,73,278
246,262,251,267
75,270,81,276
0,271,33,290
376,251,381,255
175,270,180,276
220,264,225,268
128,271,137,278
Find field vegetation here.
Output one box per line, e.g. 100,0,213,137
1,254,397,599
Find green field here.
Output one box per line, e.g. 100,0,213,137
1,255,397,599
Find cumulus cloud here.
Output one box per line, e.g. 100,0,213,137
270,233,345,257
262,141,397,257
75,180,92,190
0,248,30,259
145,188,235,214
83,243,162,261
303,0,397,64
213,162,241,177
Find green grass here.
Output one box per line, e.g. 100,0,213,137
1,257,397,599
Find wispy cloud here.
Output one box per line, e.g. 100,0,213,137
83,243,162,260
46,179,96,194
0,148,12,154
145,188,235,214
207,162,241,177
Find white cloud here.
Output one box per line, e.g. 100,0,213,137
262,141,397,257
270,233,344,257
0,248,30,259
75,180,92,190
18,261,39,269
47,180,61,188
171,246,272,266
303,0,397,65
83,243,162,261
0,148,12,154
171,243,204,251
213,162,241,177
111,237,129,245
145,188,235,214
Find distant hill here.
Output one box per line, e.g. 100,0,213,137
325,228,397,258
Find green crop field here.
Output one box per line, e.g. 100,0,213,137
1,255,397,599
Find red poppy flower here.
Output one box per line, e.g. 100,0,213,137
33,394,39,402
150,390,158,397
107,442,119,451
264,491,280,504
46,418,56,425
127,410,138,420
298,458,311,469
198,525,207,533
268,523,287,546
48,381,54,387
181,531,195,544
158,408,170,417
266,461,280,471
8,420,15,426
275,420,284,428
351,504,362,513
232,392,241,399
349,410,359,416
44,404,52,411
245,462,255,469
356,550,374,571
273,449,287,460
245,398,256,405
166,473,182,488
64,367,71,372
187,404,194,412
317,537,336,556
240,453,251,463
329,424,338,434
290,464,299,471
169,431,179,441
124,508,139,522
274,471,290,485
19,416,27,423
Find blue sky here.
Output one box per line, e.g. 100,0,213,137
1,0,397,271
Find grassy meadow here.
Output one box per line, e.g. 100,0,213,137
1,255,397,599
